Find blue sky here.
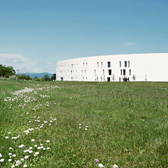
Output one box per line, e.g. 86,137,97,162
0,0,168,73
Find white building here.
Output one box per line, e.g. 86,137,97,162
56,53,168,82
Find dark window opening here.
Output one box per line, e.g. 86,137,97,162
108,69,112,75
123,69,126,75
119,61,121,67
124,61,127,67
120,69,122,75
107,77,110,81
129,69,131,75
61,77,63,81
107,61,111,67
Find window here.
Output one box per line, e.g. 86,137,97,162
120,69,122,75
119,61,121,67
97,62,99,68
107,61,111,67
128,61,130,67
103,69,105,75
108,69,112,75
123,69,126,75
124,61,127,67
107,77,110,81
101,62,103,68
119,77,121,82
129,69,131,75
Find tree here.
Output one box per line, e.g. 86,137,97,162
0,64,16,77
43,75,50,81
132,74,136,81
33,76,41,81
51,73,56,80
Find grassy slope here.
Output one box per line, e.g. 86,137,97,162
0,79,167,168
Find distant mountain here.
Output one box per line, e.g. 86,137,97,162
18,72,53,79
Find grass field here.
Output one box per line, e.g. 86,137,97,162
0,79,168,168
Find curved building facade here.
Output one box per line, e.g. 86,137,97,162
56,53,168,82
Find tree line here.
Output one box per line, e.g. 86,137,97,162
0,64,56,81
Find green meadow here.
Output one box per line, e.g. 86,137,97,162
0,79,168,168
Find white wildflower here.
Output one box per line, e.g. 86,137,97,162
16,160,21,166
24,150,29,153
11,137,17,140
98,163,104,168
113,164,118,168
24,155,29,159
0,158,4,162
19,144,25,148
34,152,39,157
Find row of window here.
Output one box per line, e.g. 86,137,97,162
59,69,132,76
60,60,131,70
119,61,130,67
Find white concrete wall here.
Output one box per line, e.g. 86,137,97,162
56,53,168,82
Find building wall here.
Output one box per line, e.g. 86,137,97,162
56,53,168,82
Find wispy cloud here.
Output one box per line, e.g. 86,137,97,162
121,42,136,46
0,53,38,73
